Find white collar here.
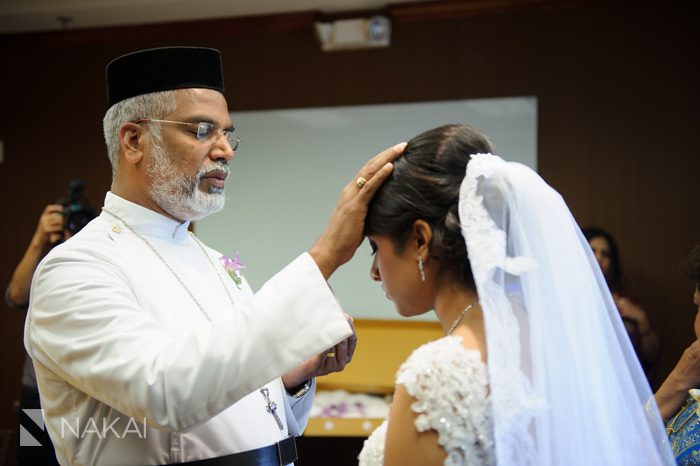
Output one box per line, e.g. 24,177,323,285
101,191,191,241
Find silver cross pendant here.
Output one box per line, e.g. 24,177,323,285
260,387,284,430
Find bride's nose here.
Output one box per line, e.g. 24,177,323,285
370,257,381,282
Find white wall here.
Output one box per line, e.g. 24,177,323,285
197,97,537,320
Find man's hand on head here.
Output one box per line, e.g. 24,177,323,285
309,142,406,280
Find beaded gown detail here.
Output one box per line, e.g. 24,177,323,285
358,336,494,466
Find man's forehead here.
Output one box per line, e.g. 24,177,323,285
171,89,231,124
175,88,226,102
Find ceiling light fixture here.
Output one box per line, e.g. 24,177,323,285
314,15,391,52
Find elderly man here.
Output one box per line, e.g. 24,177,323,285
24,47,402,465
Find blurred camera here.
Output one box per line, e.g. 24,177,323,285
61,180,96,235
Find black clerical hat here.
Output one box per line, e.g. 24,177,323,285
106,46,225,108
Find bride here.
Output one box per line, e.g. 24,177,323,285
357,125,674,465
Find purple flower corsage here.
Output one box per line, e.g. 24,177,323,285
220,253,245,289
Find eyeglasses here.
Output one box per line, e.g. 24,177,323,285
135,119,240,150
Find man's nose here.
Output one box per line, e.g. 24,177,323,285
210,133,234,162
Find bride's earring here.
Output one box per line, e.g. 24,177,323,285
417,256,426,282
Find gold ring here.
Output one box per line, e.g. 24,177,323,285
356,177,367,189
326,352,336,358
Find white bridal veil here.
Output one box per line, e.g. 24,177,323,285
458,154,674,465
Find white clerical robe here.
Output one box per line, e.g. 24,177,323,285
25,192,352,465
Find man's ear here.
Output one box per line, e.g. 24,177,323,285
412,219,433,256
118,122,147,165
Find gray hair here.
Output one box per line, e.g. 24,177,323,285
102,90,178,178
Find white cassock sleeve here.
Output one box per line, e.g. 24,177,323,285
25,229,351,433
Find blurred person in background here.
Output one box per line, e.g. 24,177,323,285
583,226,661,380
7,182,94,465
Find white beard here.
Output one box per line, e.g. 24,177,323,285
147,141,228,221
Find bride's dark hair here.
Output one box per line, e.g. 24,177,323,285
365,124,493,289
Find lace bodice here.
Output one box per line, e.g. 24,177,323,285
358,336,494,466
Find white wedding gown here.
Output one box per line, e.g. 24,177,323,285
358,336,495,466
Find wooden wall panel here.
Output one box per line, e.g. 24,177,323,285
0,2,696,455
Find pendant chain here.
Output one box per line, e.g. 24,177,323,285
103,208,237,322
447,301,479,335
189,230,238,316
